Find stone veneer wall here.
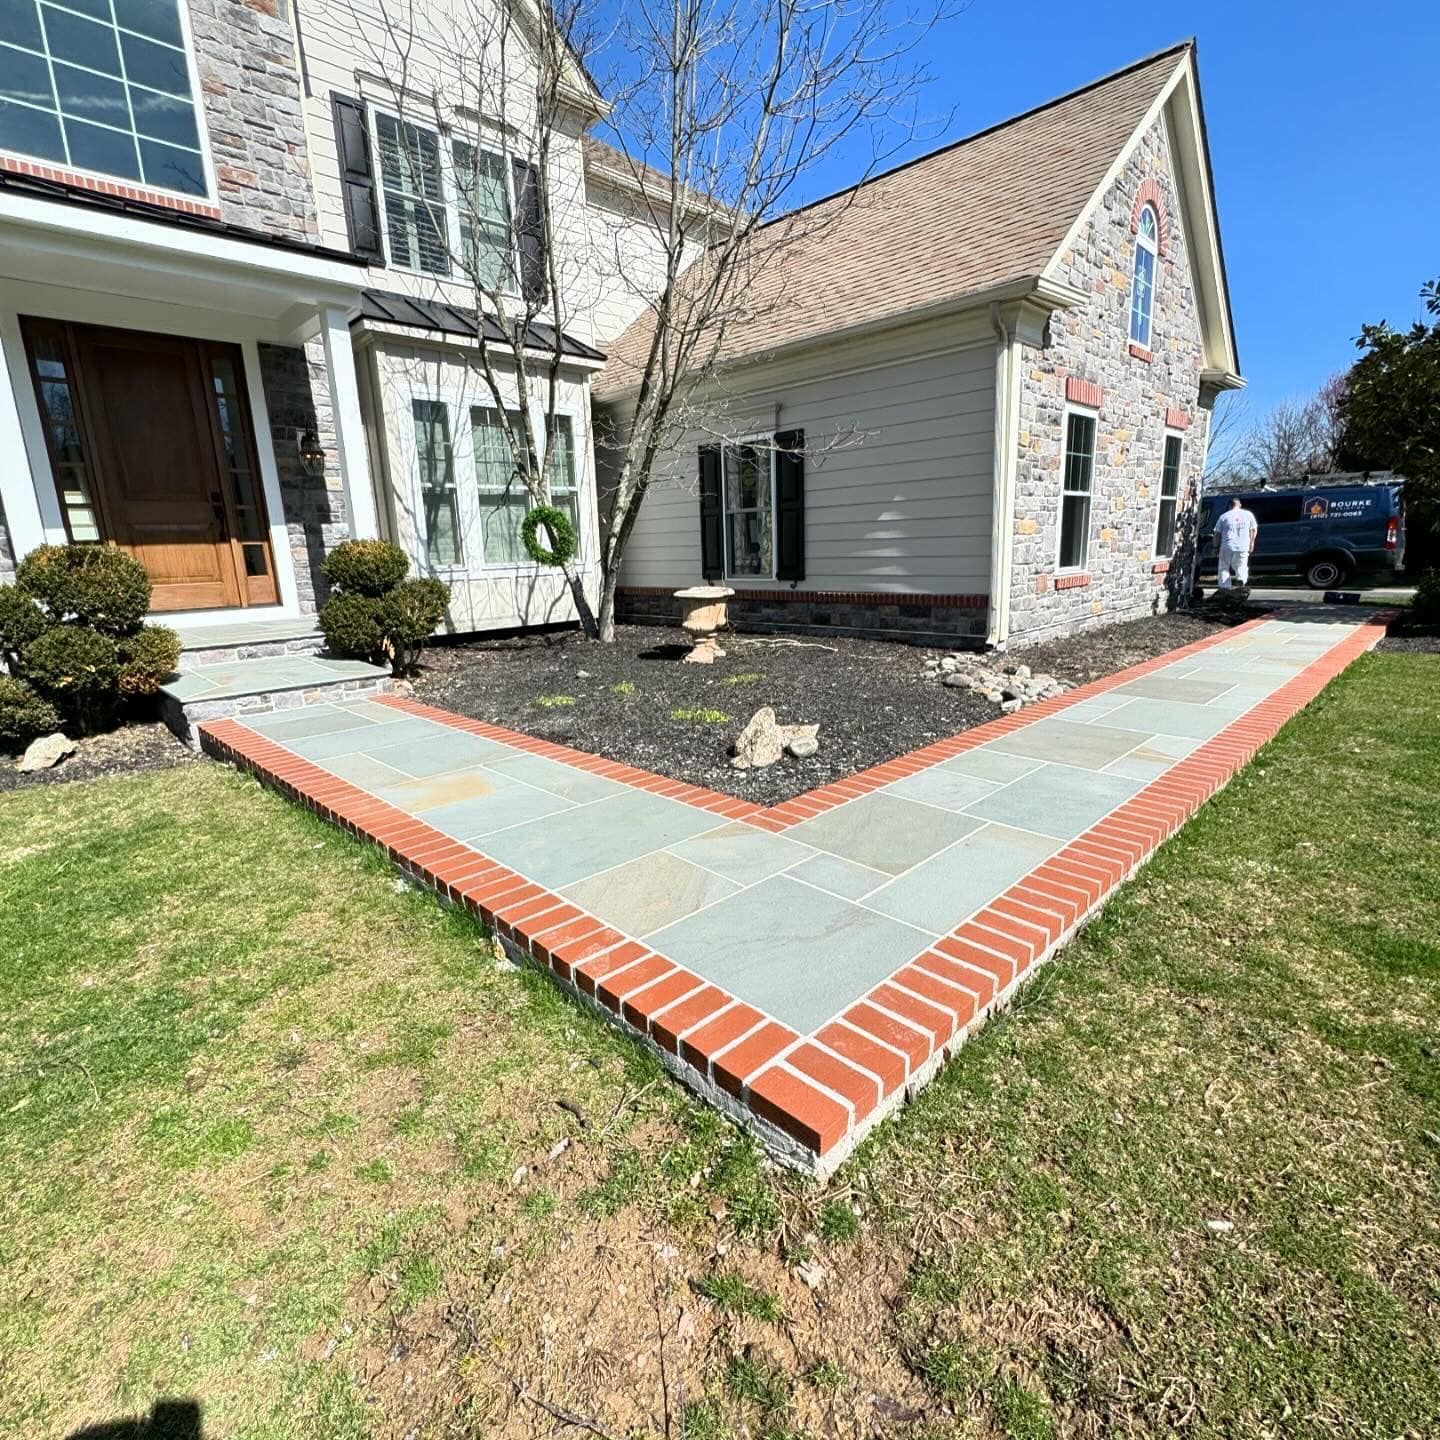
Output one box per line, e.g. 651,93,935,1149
0,494,13,578
616,588,989,646
257,341,347,612
187,0,318,241
1008,117,1212,645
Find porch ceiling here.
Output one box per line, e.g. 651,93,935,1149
0,188,364,340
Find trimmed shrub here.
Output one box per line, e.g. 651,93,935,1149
322,539,411,598
0,583,46,666
22,625,120,731
1411,571,1440,627
0,675,61,751
319,590,385,661
373,578,449,673
118,624,182,698
16,543,150,633
319,546,448,675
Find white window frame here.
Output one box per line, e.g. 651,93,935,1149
1154,429,1184,560
403,386,586,578
1129,202,1158,349
370,107,518,290
0,0,218,202
721,433,777,581
1055,404,1097,573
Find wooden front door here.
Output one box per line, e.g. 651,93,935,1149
21,319,279,613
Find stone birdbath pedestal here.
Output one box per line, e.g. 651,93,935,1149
674,584,735,664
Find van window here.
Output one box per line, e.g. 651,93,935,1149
1249,495,1303,524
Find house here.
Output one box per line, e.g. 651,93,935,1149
593,41,1244,648
0,5,1240,685
0,0,628,649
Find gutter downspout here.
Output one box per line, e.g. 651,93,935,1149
986,302,1022,650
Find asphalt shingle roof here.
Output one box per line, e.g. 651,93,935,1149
593,44,1188,397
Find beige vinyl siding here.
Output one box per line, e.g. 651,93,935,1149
613,342,996,596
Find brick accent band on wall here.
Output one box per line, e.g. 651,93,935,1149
0,156,224,218
1065,377,1104,409
616,586,988,610
1165,407,1192,430
1053,572,1091,591
1128,343,1154,363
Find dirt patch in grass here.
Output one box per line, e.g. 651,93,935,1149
0,717,195,795
414,612,1234,804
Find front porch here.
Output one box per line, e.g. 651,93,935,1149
0,181,379,628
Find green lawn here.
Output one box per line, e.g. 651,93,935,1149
2,652,1437,1440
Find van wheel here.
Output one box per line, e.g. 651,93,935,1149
1305,556,1347,589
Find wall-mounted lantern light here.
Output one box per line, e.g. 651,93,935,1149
297,427,326,480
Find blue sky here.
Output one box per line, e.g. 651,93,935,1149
605,1,1438,437
826,0,1439,427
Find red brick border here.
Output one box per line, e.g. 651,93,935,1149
200,610,1393,1173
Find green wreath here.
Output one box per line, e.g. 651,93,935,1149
521,504,578,567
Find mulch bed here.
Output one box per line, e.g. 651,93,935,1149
413,611,1239,805
1377,615,1440,654
0,719,198,796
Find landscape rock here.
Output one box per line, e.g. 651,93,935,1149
730,708,821,769
17,732,76,772
923,652,1071,712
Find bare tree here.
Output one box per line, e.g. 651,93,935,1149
588,0,955,639
1210,374,1347,487
348,0,951,641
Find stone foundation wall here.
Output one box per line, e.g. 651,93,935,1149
616,587,989,646
1008,116,1211,646
257,340,347,612
187,0,318,242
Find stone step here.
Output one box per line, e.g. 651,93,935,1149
160,654,396,749
173,616,327,671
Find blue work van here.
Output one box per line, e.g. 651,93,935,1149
1198,475,1405,589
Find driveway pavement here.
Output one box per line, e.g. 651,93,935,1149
201,607,1390,1173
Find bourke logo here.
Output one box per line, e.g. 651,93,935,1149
1304,497,1329,519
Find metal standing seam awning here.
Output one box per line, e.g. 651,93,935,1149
354,288,606,362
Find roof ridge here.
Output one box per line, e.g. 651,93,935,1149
761,39,1194,232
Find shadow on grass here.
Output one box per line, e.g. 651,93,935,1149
67,1400,203,1439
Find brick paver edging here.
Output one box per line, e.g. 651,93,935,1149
199,610,1393,1175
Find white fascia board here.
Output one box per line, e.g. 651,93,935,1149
0,192,366,303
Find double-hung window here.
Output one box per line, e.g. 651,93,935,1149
452,138,512,291
1155,433,1183,559
470,408,581,566
723,440,774,578
1130,203,1158,349
0,0,208,196
376,112,450,277
1058,411,1096,570
412,398,461,567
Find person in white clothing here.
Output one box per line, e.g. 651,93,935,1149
1213,496,1259,588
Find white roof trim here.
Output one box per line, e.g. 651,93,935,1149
1041,49,1240,378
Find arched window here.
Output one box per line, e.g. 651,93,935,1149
1130,203,1158,348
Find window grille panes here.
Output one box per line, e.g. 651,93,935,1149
1129,203,1157,348
377,113,450,276
0,0,208,195
548,416,579,534
28,327,101,542
453,139,511,291
1059,412,1096,570
471,405,529,564
723,442,772,577
1155,433,1183,559
413,399,461,566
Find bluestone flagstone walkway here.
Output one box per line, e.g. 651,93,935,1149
200,608,1390,1173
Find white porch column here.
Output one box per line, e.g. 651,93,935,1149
0,323,49,564
319,304,379,541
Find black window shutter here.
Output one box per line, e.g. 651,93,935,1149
511,159,548,304
698,446,723,580
332,94,383,261
774,428,805,581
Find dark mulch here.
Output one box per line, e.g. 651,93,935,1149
0,719,197,796
413,612,1236,805
1377,614,1440,654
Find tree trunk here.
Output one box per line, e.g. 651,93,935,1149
596,560,621,643
560,554,599,639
